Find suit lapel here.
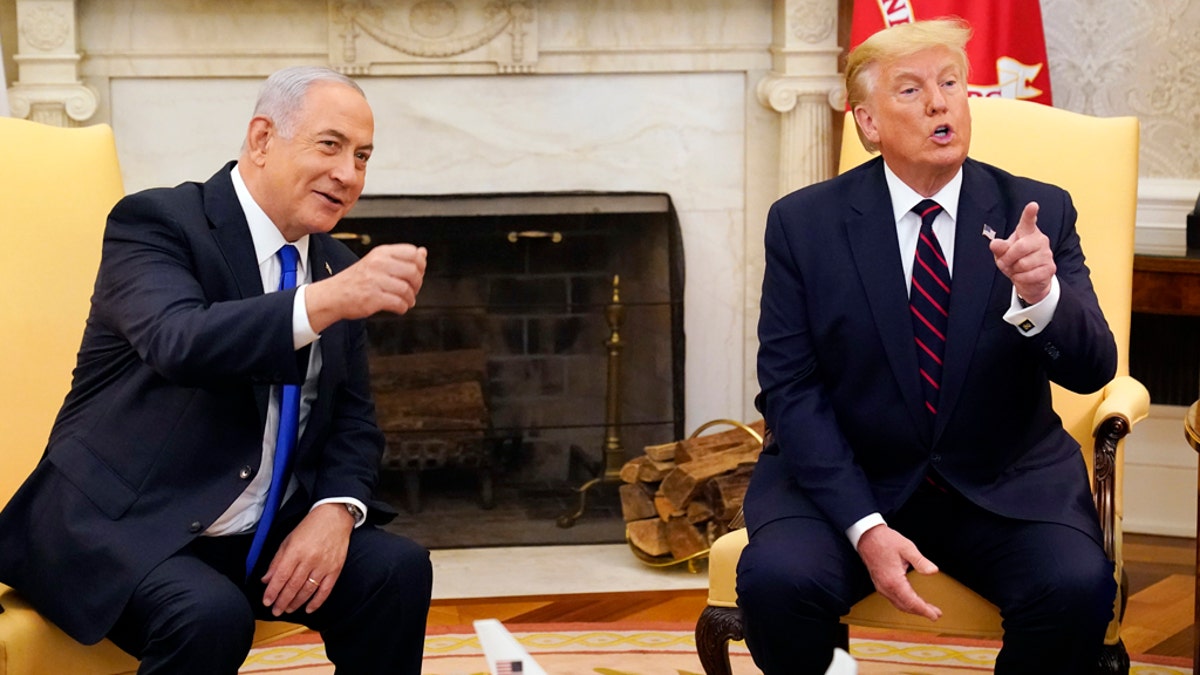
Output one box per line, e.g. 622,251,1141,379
205,162,264,299
202,162,273,423
845,161,930,442
934,160,1004,440
309,235,336,283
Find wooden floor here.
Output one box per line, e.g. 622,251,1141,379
429,533,1196,663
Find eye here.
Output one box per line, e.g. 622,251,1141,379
355,151,371,163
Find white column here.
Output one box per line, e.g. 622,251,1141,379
8,0,96,126
757,0,844,197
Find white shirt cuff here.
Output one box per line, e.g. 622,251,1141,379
311,497,368,528
1002,275,1060,337
292,284,320,349
846,512,886,551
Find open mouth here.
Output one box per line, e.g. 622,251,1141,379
932,125,952,140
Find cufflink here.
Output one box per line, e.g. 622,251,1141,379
1018,319,1035,333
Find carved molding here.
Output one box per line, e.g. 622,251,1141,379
20,4,71,51
757,72,843,114
330,0,537,74
7,82,98,125
11,0,95,126
789,0,837,45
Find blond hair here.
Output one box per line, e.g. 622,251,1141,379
845,19,972,151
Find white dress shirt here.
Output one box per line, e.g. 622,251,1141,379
844,162,1061,551
204,165,365,536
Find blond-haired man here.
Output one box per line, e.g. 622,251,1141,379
739,20,1117,674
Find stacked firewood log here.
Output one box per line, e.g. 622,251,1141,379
621,419,766,561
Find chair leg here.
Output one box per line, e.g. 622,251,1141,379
1096,638,1130,675
695,605,743,675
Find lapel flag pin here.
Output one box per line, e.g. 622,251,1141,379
982,224,997,241
324,261,333,275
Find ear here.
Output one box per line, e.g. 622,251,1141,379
244,116,274,167
853,105,880,146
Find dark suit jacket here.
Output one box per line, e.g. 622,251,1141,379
745,157,1117,547
0,162,393,644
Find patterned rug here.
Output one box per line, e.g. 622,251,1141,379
238,623,1191,674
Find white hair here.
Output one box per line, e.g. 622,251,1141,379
252,66,365,138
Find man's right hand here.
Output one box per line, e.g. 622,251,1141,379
856,524,943,621
305,244,427,333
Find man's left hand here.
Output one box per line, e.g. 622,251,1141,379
260,503,355,616
989,201,1056,305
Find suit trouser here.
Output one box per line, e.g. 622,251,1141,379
735,482,1116,675
107,515,432,675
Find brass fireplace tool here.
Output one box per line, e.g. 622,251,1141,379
557,274,626,528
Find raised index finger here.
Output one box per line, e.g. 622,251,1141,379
1011,201,1040,240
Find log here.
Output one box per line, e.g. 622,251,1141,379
659,446,762,511
654,492,683,521
675,439,752,464
376,416,485,433
619,456,647,484
373,381,487,425
686,499,714,524
627,518,670,557
637,458,675,483
643,441,680,462
620,483,658,522
675,420,764,463
707,471,752,523
666,515,709,559
370,349,487,391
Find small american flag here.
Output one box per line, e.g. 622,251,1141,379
495,660,523,674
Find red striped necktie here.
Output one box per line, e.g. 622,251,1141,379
909,199,950,419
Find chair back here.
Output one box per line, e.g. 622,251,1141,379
0,118,124,505
838,97,1140,466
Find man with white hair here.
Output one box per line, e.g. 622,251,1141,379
0,66,432,674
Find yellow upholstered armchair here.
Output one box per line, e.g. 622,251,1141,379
696,97,1150,675
0,118,302,674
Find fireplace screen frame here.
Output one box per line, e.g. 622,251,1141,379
333,192,686,517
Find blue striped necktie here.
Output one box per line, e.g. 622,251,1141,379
909,200,950,420
246,244,301,580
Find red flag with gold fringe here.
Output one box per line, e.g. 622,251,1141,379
849,0,1053,106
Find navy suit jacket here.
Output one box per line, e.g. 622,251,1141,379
745,157,1117,547
0,163,392,644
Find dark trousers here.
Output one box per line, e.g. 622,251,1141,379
735,483,1116,675
107,519,432,675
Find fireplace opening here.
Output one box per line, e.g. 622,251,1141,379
333,192,685,548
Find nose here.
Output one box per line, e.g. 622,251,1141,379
330,151,361,186
926,86,948,114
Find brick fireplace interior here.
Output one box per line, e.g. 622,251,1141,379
335,192,685,547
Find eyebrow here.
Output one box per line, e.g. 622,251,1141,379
890,65,961,86
320,128,374,153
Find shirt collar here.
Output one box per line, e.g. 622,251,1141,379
230,163,310,271
882,162,963,226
